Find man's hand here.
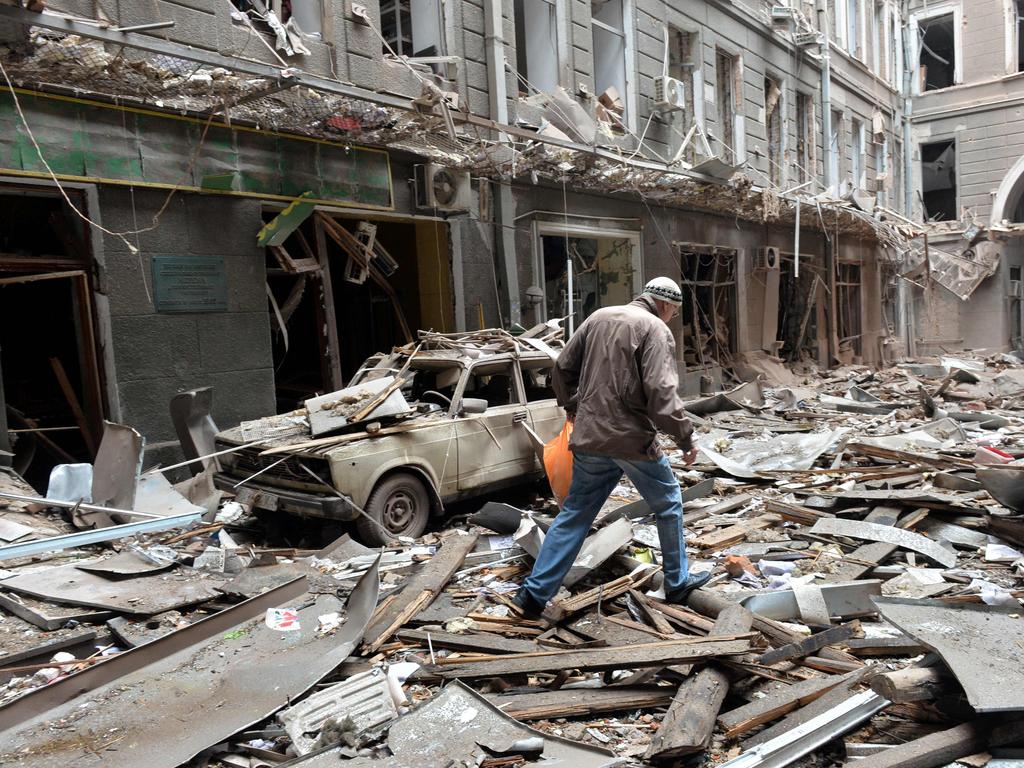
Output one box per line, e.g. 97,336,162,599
566,411,576,424
682,447,698,465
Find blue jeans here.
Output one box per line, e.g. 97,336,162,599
521,451,689,606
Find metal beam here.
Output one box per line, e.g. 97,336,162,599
0,509,203,561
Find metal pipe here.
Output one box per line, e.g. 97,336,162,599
0,510,203,561
111,21,176,33
0,490,166,519
817,1,835,192
484,0,522,327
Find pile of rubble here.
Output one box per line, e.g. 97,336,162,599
1,352,1024,767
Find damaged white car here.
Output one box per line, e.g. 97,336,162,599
214,347,563,545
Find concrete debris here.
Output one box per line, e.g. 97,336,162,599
2,352,1024,767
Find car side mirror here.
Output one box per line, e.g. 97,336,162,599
460,398,489,415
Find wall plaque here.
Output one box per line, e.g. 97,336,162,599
152,256,228,313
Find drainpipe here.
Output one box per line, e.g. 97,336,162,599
817,0,835,192
900,0,916,357
484,0,522,327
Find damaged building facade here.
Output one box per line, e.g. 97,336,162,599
904,0,1024,355
1,0,910,473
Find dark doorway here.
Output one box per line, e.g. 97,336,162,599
921,139,957,222
678,245,738,367
263,211,453,412
776,255,822,362
0,189,103,489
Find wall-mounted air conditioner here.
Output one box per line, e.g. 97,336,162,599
654,76,686,113
755,246,781,271
414,164,471,212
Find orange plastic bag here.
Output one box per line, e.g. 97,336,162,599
543,420,574,506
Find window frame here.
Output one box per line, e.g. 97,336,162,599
910,4,963,95
532,219,644,333
590,0,637,131
513,0,562,95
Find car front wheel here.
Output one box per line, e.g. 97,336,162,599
356,472,430,545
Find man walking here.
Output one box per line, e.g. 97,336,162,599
514,277,710,617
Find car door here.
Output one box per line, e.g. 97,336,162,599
455,360,537,491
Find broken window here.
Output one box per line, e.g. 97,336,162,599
764,76,783,187
591,0,630,125
1011,266,1023,350
464,362,517,407
678,246,738,365
851,118,865,189
796,92,815,183
540,231,639,332
520,359,556,402
668,26,699,164
876,135,890,205
826,0,840,42
836,262,863,359
917,13,956,91
847,0,860,56
921,139,957,221
381,0,444,58
715,49,737,163
1017,1,1024,72
871,1,881,72
828,109,843,190
229,0,319,53
513,0,560,95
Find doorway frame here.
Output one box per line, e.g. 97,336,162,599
532,220,644,328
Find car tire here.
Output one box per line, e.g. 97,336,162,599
356,472,431,545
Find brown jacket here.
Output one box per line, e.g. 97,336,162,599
552,295,694,460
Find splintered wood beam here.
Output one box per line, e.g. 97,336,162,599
869,667,953,703
848,721,990,768
645,604,754,761
718,673,849,739
686,588,862,667
396,628,537,655
542,569,657,623
692,515,778,551
489,687,675,721
424,637,752,679
758,622,858,665
361,532,478,654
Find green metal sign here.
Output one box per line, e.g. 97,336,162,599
0,89,393,210
152,256,228,313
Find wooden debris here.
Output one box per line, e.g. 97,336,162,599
758,622,858,665
489,687,674,721
645,604,754,760
542,569,657,623
869,666,953,703
717,674,850,738
425,637,752,679
362,532,478,653
396,628,537,655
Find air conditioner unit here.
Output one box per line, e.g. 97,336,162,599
1010,280,1022,299
755,246,781,271
771,6,797,24
414,164,471,212
654,76,686,112
793,30,822,47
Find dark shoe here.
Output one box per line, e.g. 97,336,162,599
666,571,713,605
513,588,546,620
